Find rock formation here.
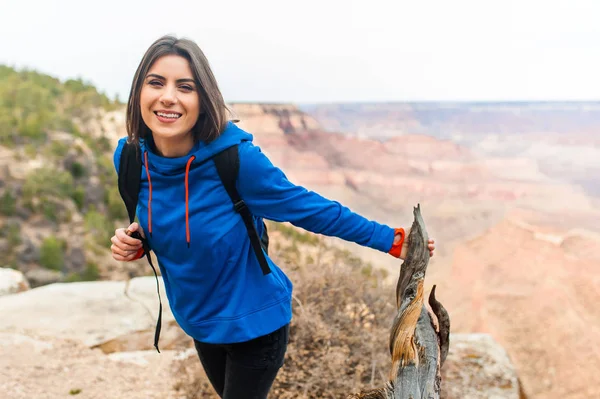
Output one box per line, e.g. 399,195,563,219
0,268,30,296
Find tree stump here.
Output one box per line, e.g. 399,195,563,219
348,205,450,399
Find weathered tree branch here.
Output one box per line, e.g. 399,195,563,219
428,285,450,367
348,204,450,399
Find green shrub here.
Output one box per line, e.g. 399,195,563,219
0,65,115,145
22,168,74,202
1,222,22,247
107,186,127,220
65,262,100,282
40,236,65,271
0,112,17,146
96,155,115,185
48,141,69,158
69,161,86,178
84,208,114,247
23,198,35,212
18,113,46,141
97,136,112,153
24,143,37,158
42,201,59,223
0,190,16,216
71,186,86,210
81,262,100,281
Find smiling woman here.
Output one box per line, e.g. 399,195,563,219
139,55,200,157
110,34,434,399
125,36,229,154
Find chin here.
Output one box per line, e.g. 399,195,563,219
147,122,183,135
152,130,191,140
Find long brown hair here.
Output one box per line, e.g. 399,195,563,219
126,35,229,145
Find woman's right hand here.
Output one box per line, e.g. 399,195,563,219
111,222,145,261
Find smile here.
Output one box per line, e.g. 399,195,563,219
154,111,182,119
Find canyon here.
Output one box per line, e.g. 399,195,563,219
1,99,598,398
229,102,600,398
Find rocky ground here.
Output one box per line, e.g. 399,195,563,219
0,331,184,399
1,225,521,399
0,328,519,399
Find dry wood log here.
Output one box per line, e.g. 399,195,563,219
348,204,450,399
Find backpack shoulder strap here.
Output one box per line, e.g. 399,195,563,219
117,141,163,354
213,145,271,275
118,141,142,224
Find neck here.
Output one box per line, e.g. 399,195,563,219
152,134,194,158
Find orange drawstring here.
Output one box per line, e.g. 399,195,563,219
185,156,196,248
144,151,153,237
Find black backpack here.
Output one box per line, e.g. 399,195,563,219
117,141,270,352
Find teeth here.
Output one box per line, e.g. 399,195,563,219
156,112,181,119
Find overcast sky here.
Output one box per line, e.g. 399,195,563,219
1,0,599,103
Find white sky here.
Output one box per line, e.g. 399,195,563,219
1,0,599,103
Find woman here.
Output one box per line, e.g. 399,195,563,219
110,35,435,399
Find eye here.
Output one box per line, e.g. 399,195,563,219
148,80,163,87
180,85,194,91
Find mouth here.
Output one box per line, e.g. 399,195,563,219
153,111,182,120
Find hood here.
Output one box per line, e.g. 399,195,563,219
140,121,254,175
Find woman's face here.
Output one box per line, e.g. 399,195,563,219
140,54,200,144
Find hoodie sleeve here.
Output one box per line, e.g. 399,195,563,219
236,141,395,253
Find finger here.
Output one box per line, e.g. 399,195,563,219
125,222,137,237
111,243,129,258
126,222,146,239
111,244,138,258
113,251,137,261
112,252,127,261
111,235,141,252
112,252,137,262
116,228,143,247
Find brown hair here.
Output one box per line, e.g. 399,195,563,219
126,35,229,145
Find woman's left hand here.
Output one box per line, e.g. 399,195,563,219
396,228,435,260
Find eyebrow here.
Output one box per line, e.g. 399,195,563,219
146,73,196,84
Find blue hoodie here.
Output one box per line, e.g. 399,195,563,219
113,122,396,344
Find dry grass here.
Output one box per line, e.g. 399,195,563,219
173,224,399,399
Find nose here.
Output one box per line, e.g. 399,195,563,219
159,85,178,105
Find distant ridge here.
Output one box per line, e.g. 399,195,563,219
299,101,600,137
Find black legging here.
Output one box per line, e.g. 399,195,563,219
193,324,289,399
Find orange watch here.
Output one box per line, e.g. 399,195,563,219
388,228,405,258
